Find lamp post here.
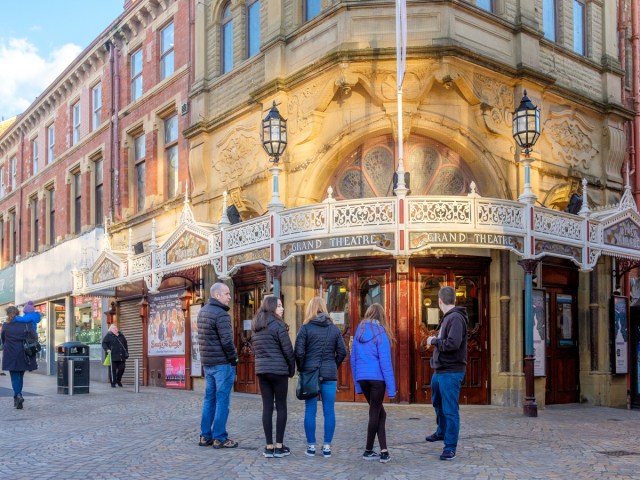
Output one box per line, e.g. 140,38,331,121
513,90,541,417
261,101,288,212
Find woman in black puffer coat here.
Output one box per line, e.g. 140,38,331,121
294,297,347,458
251,295,295,458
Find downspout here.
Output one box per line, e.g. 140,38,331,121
108,41,116,222
113,43,121,219
631,0,640,205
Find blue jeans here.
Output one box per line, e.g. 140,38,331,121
304,380,337,445
10,371,25,397
200,364,236,441
431,371,465,453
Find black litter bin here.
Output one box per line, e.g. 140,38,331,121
57,342,90,394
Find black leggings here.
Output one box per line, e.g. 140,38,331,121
359,380,387,451
110,361,126,386
258,373,289,444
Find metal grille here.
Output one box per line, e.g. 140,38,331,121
117,299,142,386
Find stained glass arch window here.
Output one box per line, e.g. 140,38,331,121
327,135,477,200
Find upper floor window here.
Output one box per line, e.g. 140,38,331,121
247,0,260,58
94,159,104,226
164,115,179,199
160,22,175,80
134,134,146,212
91,84,102,131
543,0,557,42
0,166,5,198
73,170,82,235
476,0,493,12
30,196,39,253
72,102,81,145
222,3,233,73
573,0,586,55
0,217,4,267
47,125,55,164
304,0,321,21
9,209,16,262
131,49,143,102
47,187,56,246
32,138,39,175
10,157,17,191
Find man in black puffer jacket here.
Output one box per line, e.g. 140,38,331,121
197,282,239,449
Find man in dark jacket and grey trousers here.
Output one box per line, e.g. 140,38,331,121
197,282,239,449
425,286,468,461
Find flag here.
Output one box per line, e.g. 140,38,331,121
396,0,407,90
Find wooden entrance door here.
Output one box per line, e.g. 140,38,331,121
317,260,394,402
234,285,260,394
542,263,579,404
412,260,490,404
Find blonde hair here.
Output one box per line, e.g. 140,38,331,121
362,303,396,346
304,297,329,324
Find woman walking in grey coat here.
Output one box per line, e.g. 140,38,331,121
252,296,295,458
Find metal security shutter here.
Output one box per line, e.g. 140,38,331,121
118,299,142,386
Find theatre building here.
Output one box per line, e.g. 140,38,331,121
73,0,640,408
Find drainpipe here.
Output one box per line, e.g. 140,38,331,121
631,0,640,205
107,40,121,222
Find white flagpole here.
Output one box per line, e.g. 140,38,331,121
394,0,408,196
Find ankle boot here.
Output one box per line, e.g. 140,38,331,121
15,395,24,409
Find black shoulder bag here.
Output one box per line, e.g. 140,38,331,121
296,327,331,400
23,325,42,357
115,335,129,359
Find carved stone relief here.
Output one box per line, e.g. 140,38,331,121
473,74,514,134
212,126,261,185
544,110,599,169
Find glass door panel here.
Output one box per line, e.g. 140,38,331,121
324,278,350,334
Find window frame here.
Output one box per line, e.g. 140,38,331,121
94,159,104,226
0,166,5,198
9,209,16,263
47,124,55,164
72,170,82,235
30,195,39,253
475,0,493,12
32,138,39,175
131,49,143,102
10,157,17,191
221,2,234,74
72,101,81,145
542,0,557,42
160,22,175,80
91,83,102,131
304,0,321,22
46,186,56,246
247,0,260,58
134,133,146,212
164,114,179,199
573,0,586,56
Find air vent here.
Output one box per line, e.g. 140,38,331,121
180,102,189,115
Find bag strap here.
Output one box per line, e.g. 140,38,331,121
115,335,128,355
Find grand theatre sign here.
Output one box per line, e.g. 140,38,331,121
73,184,640,295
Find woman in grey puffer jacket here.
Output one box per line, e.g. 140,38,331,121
252,295,295,458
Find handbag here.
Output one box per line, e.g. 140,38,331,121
296,327,331,400
23,325,42,357
103,351,112,366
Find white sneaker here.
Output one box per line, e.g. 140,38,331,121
321,445,332,457
306,445,316,456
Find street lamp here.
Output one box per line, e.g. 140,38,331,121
261,101,288,211
512,90,540,204
513,90,541,418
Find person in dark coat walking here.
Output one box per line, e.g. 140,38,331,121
294,296,347,458
197,282,239,449
102,324,129,388
1,306,38,409
251,295,295,458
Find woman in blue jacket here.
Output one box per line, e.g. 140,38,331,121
350,303,396,464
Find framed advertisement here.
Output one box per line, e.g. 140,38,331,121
532,288,547,377
165,357,186,388
190,303,202,377
611,295,629,374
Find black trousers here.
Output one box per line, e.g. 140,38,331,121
359,380,387,451
258,373,289,444
111,361,126,386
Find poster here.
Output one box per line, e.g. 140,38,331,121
148,291,185,356
165,357,186,388
611,295,629,374
532,289,546,377
557,294,573,345
190,303,202,377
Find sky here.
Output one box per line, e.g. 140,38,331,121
0,0,124,120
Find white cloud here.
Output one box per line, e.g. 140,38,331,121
0,38,82,119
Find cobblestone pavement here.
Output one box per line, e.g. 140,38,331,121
1,373,639,480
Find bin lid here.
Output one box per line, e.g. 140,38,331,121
56,341,89,355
